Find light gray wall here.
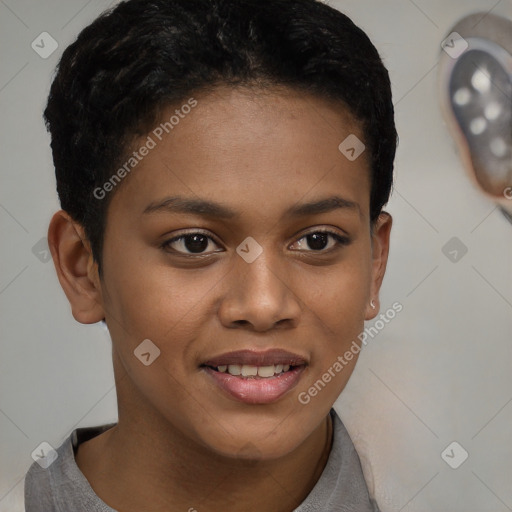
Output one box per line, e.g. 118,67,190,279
1,1,511,510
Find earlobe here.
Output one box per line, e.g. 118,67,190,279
365,212,392,321
365,298,379,320
47,210,105,324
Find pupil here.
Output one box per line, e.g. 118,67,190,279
185,234,208,253
307,233,328,250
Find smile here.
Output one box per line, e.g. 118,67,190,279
200,349,308,405
208,363,293,378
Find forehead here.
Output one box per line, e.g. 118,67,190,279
107,85,371,223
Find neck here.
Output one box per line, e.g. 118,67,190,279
75,363,334,512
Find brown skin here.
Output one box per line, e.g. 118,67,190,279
48,86,392,512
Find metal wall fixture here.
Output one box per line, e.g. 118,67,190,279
438,12,512,223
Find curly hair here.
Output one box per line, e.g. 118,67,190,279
44,0,398,276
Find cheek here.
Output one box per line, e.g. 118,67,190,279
101,262,217,418
305,254,372,334
101,249,224,371
298,247,372,389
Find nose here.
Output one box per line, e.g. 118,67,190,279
217,251,302,332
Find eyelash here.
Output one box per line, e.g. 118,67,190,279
160,228,350,256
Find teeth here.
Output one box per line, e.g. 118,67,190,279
241,365,258,377
257,365,275,377
214,363,294,377
227,364,241,375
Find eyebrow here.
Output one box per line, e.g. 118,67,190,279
142,195,360,219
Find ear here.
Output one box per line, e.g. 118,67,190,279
365,212,392,321
47,210,105,324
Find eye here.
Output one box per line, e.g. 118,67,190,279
290,230,350,253
160,228,350,257
161,231,222,255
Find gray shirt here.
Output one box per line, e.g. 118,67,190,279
24,408,380,511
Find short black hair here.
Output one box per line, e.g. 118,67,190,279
44,0,398,276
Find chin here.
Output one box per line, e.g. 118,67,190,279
195,423,303,462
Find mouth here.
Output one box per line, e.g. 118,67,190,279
200,349,308,405
201,348,308,369
203,361,305,378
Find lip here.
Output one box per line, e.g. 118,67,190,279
202,365,307,405
201,349,308,367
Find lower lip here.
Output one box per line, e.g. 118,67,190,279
202,366,306,405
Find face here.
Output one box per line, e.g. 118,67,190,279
91,86,390,459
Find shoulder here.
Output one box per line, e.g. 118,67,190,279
24,424,117,512
24,433,74,511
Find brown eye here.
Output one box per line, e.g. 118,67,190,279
291,230,350,252
161,232,220,255
305,232,329,250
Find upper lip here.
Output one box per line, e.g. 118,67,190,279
201,349,308,367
